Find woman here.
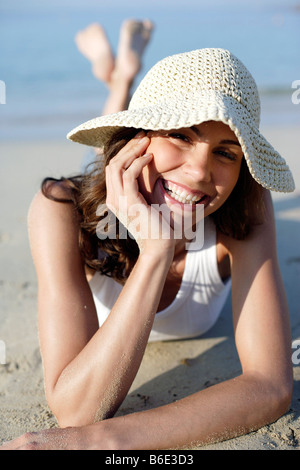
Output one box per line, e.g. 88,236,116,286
1,47,295,450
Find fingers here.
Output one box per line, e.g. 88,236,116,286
106,152,152,213
105,132,149,193
0,432,37,450
105,133,154,240
105,131,151,197
122,152,153,178
122,152,153,199
109,131,150,170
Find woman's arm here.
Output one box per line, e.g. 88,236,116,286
88,190,293,449
1,358,292,450
28,134,177,428
15,189,292,450
86,192,292,449
28,188,174,428
3,189,292,450
229,190,293,398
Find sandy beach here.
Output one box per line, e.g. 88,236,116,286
0,125,299,450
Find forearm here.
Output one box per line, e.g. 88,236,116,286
51,250,173,427
89,372,291,450
1,372,290,451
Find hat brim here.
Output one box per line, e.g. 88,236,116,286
67,93,295,193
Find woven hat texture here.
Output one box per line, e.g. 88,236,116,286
68,48,295,193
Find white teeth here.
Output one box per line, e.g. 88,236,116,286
163,180,204,205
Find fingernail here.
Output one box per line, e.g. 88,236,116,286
135,131,145,139
142,153,152,158
138,136,148,145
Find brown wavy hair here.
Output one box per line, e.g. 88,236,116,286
42,127,265,282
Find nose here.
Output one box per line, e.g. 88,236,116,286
183,143,212,183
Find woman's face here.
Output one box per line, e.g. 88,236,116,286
138,121,244,220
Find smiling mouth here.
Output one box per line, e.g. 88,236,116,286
161,179,210,206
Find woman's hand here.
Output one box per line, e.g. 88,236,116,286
105,132,175,255
0,421,117,451
0,426,93,451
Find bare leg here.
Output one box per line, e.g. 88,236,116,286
75,23,115,83
102,19,154,115
75,20,153,115
76,20,154,159
113,19,154,86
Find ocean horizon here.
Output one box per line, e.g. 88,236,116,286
1,0,299,141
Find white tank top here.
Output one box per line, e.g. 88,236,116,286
89,217,231,342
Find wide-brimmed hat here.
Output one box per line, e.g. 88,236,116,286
67,48,295,193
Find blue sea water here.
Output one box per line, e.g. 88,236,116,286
0,0,299,141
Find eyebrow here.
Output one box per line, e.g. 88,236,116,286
190,126,241,147
219,139,241,147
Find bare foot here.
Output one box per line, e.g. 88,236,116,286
112,19,154,85
75,23,115,83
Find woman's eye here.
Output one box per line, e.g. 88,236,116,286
169,133,191,143
216,150,237,161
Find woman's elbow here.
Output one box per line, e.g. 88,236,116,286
52,406,99,429
46,390,97,429
275,380,293,417
265,375,293,423
244,370,293,427
47,391,113,429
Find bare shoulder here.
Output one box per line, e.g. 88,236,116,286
28,180,79,235
222,190,277,267
28,181,84,278
216,190,277,277
29,178,75,214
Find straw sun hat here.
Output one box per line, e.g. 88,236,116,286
68,48,295,193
